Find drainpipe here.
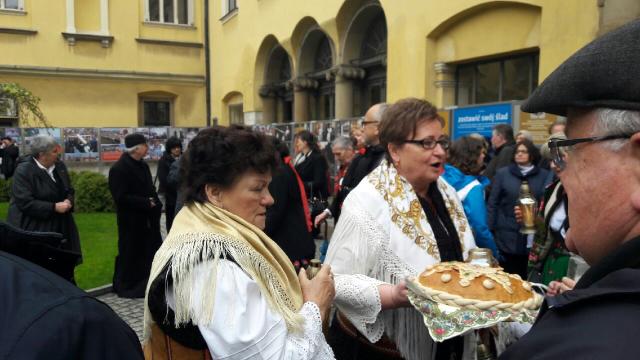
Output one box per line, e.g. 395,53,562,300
204,0,212,126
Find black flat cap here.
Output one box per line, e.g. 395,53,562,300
124,133,147,148
522,19,640,116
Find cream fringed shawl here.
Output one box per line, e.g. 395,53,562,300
142,201,304,343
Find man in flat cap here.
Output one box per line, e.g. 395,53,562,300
500,20,640,359
108,133,162,298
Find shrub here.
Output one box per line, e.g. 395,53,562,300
0,178,11,202
71,171,114,212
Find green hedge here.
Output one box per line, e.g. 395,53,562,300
0,171,113,212
0,178,11,202
70,171,114,212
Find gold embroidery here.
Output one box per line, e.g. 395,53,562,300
368,160,470,259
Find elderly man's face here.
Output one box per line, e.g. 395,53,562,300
559,109,638,265
332,146,355,166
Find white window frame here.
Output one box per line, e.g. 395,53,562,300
221,0,238,18
144,0,194,26
0,0,24,11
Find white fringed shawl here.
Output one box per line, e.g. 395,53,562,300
325,160,477,360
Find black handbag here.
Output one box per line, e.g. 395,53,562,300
307,183,328,216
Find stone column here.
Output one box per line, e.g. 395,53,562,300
259,85,277,124
433,62,456,108
292,77,318,123
333,65,365,119
294,90,309,123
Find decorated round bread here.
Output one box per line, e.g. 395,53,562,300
418,261,538,306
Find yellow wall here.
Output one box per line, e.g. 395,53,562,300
0,74,205,127
0,0,206,127
209,0,602,124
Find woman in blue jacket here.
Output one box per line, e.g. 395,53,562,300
488,139,549,278
443,136,500,259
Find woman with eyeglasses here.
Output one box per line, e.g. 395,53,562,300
325,98,477,360
488,139,549,279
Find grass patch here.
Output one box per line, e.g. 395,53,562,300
0,202,118,290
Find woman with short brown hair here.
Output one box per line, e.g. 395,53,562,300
326,98,477,360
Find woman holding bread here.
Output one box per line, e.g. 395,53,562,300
325,98,477,360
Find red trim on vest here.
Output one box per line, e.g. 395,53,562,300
285,156,313,232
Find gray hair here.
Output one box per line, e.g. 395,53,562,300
30,135,58,157
371,103,388,122
516,129,534,142
593,108,640,151
331,136,354,150
126,144,143,154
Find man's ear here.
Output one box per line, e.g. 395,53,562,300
629,133,640,212
204,184,223,206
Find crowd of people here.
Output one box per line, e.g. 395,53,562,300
2,19,640,360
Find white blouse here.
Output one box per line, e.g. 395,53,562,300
166,259,334,360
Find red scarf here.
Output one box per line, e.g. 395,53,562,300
285,156,313,232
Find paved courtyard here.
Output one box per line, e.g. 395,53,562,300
97,292,145,340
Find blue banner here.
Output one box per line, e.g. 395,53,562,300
452,103,513,140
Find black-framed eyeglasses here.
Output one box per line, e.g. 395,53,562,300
402,137,450,150
361,120,378,128
549,133,633,171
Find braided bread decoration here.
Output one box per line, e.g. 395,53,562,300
411,262,543,313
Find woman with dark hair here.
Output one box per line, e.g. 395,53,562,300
488,139,549,279
156,136,182,232
442,136,500,259
325,98,477,360
143,126,335,359
294,130,329,201
265,137,315,269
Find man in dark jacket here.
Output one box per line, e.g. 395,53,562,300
0,250,143,360
109,133,162,298
314,103,387,227
7,135,81,282
156,136,182,232
1,136,19,179
483,124,515,180
500,20,640,359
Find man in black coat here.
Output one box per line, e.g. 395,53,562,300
0,250,143,360
500,20,640,359
1,136,20,179
7,135,81,282
109,133,162,298
483,124,515,180
314,103,387,227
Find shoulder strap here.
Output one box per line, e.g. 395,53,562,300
457,179,480,202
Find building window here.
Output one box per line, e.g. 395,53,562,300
222,0,238,18
146,0,192,25
0,0,23,10
229,103,244,124
0,96,17,119
142,100,172,126
455,53,539,106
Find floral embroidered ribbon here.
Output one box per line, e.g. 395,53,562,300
367,159,468,260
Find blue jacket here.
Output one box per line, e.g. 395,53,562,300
488,164,549,255
442,164,500,259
